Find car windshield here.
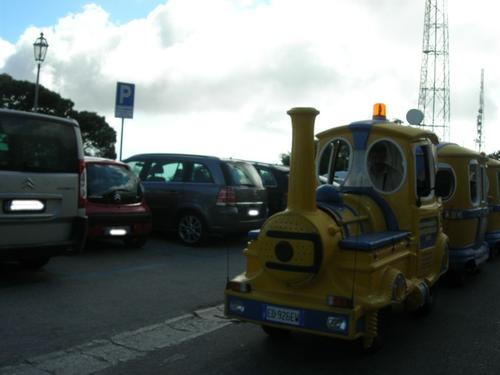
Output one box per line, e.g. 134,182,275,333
87,163,142,203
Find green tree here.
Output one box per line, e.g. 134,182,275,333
280,152,290,166
0,73,116,158
71,111,116,159
488,151,500,161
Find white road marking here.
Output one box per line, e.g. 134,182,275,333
0,304,231,375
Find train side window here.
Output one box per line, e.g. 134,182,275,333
481,166,488,203
415,145,433,198
318,138,350,186
469,162,480,206
497,171,500,200
367,140,404,193
436,166,455,201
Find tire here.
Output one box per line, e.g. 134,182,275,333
413,283,438,317
177,212,206,246
123,236,147,249
261,325,290,339
20,257,50,270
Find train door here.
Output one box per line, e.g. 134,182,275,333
414,141,440,278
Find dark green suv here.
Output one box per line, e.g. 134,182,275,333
123,154,267,245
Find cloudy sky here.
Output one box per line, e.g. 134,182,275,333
0,0,498,163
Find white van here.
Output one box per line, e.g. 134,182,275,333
0,109,87,269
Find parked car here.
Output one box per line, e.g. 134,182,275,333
123,154,268,245
85,157,151,248
251,162,289,216
0,109,87,269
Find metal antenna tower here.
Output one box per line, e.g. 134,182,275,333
475,69,485,152
417,0,450,141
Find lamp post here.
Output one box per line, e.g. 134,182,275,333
33,32,49,112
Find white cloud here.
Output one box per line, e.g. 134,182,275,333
0,38,15,69
1,0,500,162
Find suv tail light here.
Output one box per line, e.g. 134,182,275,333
216,187,236,206
79,159,87,208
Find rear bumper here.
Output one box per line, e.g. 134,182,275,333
485,230,500,247
225,293,361,340
449,241,489,270
87,212,152,239
0,216,88,261
210,206,266,234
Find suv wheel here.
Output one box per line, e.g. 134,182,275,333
178,212,206,246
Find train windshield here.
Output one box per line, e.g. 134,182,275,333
318,138,351,186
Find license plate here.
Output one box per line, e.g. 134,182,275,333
264,305,302,326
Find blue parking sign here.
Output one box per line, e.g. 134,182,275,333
115,82,135,119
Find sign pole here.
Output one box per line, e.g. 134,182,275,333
119,117,125,161
114,81,135,161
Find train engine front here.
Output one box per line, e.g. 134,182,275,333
225,106,448,350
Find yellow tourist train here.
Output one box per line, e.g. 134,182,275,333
225,104,448,350
485,157,500,257
436,144,489,284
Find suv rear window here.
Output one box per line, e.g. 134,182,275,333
222,161,263,188
0,117,78,173
87,163,142,204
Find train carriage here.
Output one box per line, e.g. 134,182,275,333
436,144,489,283
225,105,448,350
485,157,500,257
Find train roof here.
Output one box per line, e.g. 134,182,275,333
487,158,500,167
436,143,484,159
316,119,439,145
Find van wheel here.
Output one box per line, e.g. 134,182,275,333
123,237,147,249
177,212,206,246
20,257,50,270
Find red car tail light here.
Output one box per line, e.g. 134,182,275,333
216,187,236,206
78,159,87,208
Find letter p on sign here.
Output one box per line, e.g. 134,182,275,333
115,82,135,119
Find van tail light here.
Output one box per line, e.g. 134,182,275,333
78,159,87,208
216,187,236,206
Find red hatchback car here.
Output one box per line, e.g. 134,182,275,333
85,157,152,248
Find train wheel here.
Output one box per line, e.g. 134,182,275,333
360,307,389,353
413,283,438,317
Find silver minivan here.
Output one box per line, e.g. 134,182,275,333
0,109,87,269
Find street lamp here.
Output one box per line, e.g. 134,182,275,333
33,32,49,112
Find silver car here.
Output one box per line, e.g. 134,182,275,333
0,109,87,269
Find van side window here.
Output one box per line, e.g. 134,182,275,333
146,161,184,182
189,163,213,183
257,168,277,188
